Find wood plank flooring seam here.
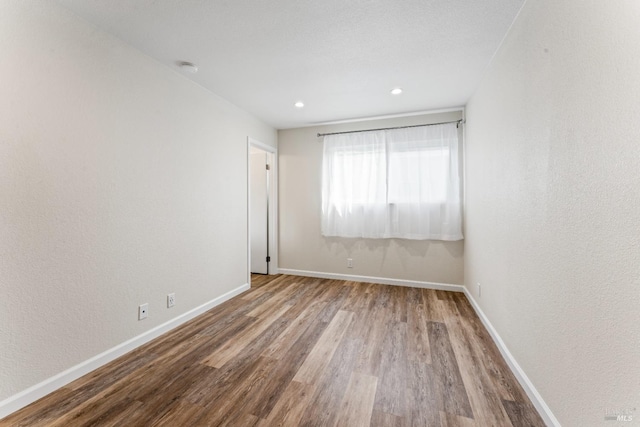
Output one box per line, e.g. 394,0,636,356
0,274,546,427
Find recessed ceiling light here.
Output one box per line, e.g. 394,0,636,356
390,88,403,95
178,61,198,73
294,101,304,108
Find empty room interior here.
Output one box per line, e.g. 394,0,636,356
1,1,638,426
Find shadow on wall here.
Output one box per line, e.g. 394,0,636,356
322,236,464,271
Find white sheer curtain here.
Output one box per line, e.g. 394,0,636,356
321,122,463,240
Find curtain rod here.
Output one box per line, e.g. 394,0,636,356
316,119,464,138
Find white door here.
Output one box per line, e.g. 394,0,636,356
250,150,269,274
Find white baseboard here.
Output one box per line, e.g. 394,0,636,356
1,276,559,426
278,268,464,293
0,283,250,419
280,269,558,426
462,288,560,427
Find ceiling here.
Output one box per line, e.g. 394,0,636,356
56,0,525,129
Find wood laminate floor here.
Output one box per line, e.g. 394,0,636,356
1,275,545,427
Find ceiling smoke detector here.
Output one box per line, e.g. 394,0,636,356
178,61,198,73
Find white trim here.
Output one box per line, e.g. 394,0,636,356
462,288,560,427
0,283,249,419
280,269,558,426
278,268,464,292
247,137,275,154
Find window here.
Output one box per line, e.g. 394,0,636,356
321,122,463,240
388,145,449,204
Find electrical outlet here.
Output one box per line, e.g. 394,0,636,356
477,283,481,297
167,293,175,308
138,303,149,320
347,258,353,268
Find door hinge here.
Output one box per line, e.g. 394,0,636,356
266,256,271,262
265,164,270,170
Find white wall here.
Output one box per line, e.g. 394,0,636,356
465,1,640,425
0,1,275,404
278,111,464,285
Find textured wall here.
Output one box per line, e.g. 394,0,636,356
0,1,275,401
278,111,464,285
464,0,640,425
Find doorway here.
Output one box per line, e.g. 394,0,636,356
247,138,277,282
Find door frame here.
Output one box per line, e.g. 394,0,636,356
247,137,278,286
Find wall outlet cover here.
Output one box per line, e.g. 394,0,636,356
138,303,149,320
